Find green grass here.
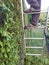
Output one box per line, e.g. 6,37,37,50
25,29,44,54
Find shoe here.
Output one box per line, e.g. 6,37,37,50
24,23,36,30
24,8,40,13
24,25,27,29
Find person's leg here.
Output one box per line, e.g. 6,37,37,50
24,14,40,29
27,0,41,7
24,0,41,13
29,0,41,27
31,14,40,26
37,0,41,6
26,0,34,4
24,0,41,30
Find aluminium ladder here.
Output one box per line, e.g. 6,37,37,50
21,0,48,56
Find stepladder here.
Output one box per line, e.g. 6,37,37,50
21,0,49,57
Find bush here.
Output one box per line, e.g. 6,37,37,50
0,1,22,65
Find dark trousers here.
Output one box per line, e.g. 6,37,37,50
27,0,41,9
30,14,39,26
26,0,41,26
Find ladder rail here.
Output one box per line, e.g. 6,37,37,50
21,0,24,30
46,8,49,29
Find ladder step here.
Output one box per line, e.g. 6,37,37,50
48,19,49,20
26,53,42,56
24,26,45,29
48,28,49,30
23,11,47,14
37,26,46,29
47,22,49,23
24,38,44,40
23,11,40,14
47,25,49,26
25,46,43,49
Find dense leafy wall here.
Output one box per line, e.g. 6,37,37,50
0,0,22,65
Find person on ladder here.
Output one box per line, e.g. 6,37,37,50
24,0,41,29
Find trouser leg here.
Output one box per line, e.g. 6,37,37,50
30,14,40,26
27,0,41,10
30,0,41,26
24,0,41,29
30,0,41,10
24,0,41,13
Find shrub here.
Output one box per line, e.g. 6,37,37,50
0,1,22,65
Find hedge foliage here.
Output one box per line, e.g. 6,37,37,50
0,0,22,65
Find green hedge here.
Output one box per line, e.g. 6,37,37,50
0,1,22,65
